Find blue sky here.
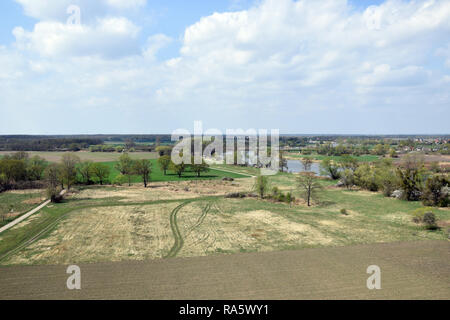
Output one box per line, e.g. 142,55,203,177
0,0,449,134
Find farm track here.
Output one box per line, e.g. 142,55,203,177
165,202,189,258
165,200,214,258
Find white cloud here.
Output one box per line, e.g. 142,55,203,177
13,17,140,58
104,0,147,9
143,34,173,59
15,0,147,21
2,0,450,134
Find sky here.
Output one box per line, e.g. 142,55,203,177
0,0,449,135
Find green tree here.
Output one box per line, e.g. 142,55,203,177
339,155,359,172
78,160,94,184
27,156,47,181
190,158,210,177
115,153,135,186
91,163,110,185
170,161,186,178
320,158,340,180
0,159,27,183
340,169,355,189
134,159,152,187
60,153,80,190
354,164,379,191
158,155,171,175
389,148,397,158
254,175,269,198
372,144,387,156
375,160,398,197
45,163,62,203
396,154,425,201
155,146,173,157
422,175,449,207
297,172,322,206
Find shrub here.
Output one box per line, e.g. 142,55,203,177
113,174,128,186
340,208,348,215
271,186,280,197
285,192,295,205
412,207,432,224
277,193,286,202
254,175,269,199
423,212,438,230
47,187,63,203
225,192,247,198
411,207,438,229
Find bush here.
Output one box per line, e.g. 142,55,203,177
412,207,438,229
113,174,128,186
47,187,63,203
271,186,280,197
285,192,295,205
412,207,432,224
423,212,438,230
225,192,247,198
340,208,348,215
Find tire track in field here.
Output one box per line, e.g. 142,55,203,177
165,202,189,258
187,202,213,234
165,201,214,258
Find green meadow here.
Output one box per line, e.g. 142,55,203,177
99,159,247,183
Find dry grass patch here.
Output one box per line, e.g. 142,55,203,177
5,202,180,265
71,179,254,202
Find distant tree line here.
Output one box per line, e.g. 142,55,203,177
0,137,102,151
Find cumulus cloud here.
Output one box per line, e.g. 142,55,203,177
13,17,141,58
2,0,450,134
15,0,147,21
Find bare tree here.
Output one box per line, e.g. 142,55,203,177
301,157,313,171
297,172,322,206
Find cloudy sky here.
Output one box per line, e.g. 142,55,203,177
0,0,449,134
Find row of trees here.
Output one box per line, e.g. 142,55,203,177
319,155,449,207
157,155,210,178
0,152,47,191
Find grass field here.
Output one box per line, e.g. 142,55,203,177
1,172,448,266
0,190,46,228
101,160,248,183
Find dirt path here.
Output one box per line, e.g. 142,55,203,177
0,200,51,235
0,190,66,238
0,240,448,300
